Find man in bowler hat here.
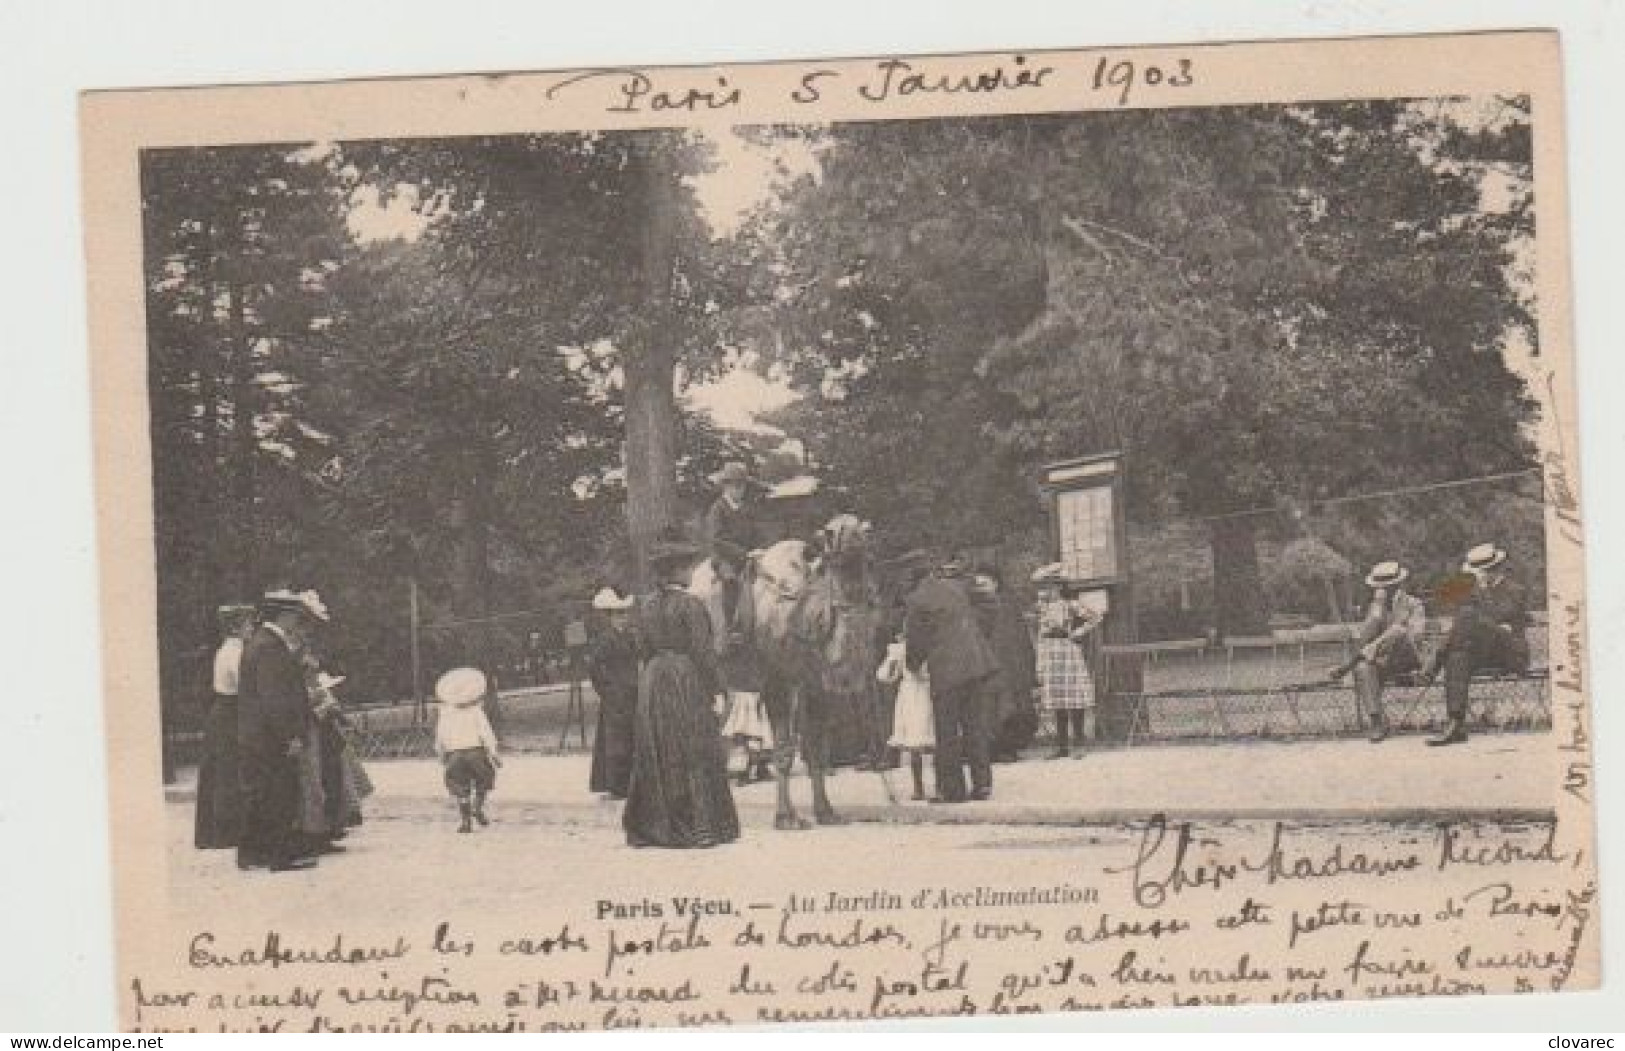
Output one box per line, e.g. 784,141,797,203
897,549,1000,802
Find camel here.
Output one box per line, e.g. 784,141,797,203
691,514,882,829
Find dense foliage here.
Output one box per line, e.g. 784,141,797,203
143,98,1539,724
755,100,1537,635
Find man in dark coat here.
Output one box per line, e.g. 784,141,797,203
1421,543,1531,746
969,565,1039,762
703,461,764,643
236,591,324,871
900,551,1000,802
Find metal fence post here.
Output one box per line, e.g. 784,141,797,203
409,576,424,726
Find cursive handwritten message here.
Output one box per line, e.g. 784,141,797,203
126,817,1594,1032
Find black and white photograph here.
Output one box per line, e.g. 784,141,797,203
75,31,1598,1031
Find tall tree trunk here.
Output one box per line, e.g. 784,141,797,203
227,280,260,597
623,137,682,591
195,240,226,611
1209,516,1268,640
199,357,223,606
624,348,679,591
457,440,496,619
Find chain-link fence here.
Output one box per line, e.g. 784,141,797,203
342,683,595,761
169,626,1549,765
1067,620,1550,749
1004,468,1552,749
166,470,1551,766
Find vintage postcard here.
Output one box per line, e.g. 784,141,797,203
81,29,1597,1031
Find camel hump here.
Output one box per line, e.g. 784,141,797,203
746,540,808,645
756,540,809,594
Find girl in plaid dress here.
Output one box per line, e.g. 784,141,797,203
1033,566,1102,759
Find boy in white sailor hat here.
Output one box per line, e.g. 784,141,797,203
1419,543,1531,746
434,667,502,832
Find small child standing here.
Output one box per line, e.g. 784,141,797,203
719,689,775,787
877,636,934,800
434,667,502,833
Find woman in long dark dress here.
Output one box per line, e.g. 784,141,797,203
195,605,254,849
623,539,740,849
587,587,639,799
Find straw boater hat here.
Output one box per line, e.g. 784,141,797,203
591,586,635,611
435,667,488,708
1364,561,1409,589
1031,562,1066,587
1463,543,1509,573
259,588,331,623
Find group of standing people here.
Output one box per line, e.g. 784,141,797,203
881,552,1102,803
193,589,372,873
193,536,1530,861
577,455,1106,823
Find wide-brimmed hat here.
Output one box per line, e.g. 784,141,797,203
708,460,756,487
1031,562,1066,586
1463,543,1509,573
1364,561,1410,589
316,671,346,691
259,588,330,623
591,586,635,611
435,667,488,707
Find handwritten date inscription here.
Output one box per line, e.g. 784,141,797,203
544,54,1195,114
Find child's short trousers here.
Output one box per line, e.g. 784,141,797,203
443,747,496,797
